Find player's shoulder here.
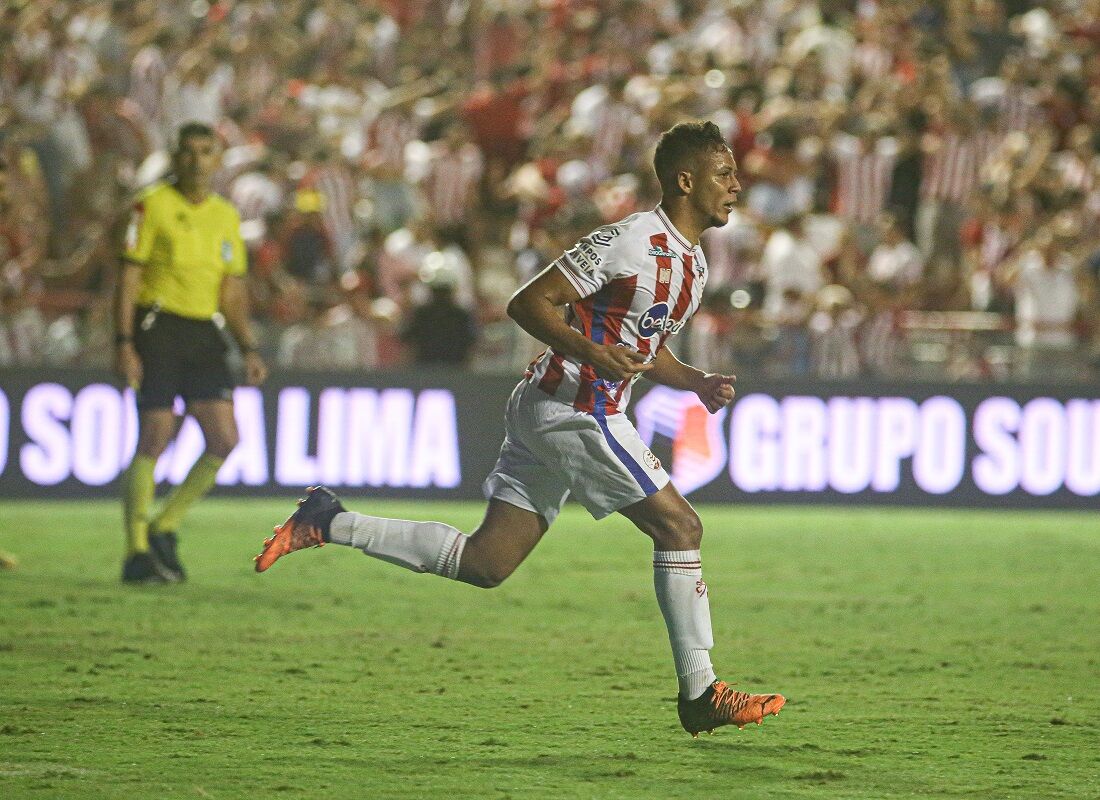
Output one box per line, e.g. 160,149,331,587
606,208,662,239
582,208,661,249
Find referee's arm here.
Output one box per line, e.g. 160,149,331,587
114,259,144,388
220,274,268,386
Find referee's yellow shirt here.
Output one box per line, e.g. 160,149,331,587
123,182,247,320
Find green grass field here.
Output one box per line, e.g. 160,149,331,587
1,500,1098,799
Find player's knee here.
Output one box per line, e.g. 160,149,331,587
459,553,515,589
677,510,704,549
651,509,703,551
464,563,512,589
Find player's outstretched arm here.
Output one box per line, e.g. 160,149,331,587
647,347,735,414
507,266,653,383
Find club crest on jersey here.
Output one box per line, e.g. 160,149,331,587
638,302,685,338
648,244,676,259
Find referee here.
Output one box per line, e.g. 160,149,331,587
115,122,268,583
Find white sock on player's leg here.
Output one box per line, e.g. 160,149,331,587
328,512,465,579
653,549,716,700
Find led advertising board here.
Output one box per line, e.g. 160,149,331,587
0,371,1096,508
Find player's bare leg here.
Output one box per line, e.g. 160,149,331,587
256,492,547,589
620,483,785,736
455,500,547,587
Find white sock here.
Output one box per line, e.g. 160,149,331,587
653,549,716,700
328,512,466,579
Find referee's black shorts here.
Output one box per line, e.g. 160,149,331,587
133,307,235,411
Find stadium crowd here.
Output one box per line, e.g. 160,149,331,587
1,0,1098,381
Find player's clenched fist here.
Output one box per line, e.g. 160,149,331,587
589,344,653,382
694,372,736,414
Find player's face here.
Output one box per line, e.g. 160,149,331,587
691,148,740,230
175,134,220,190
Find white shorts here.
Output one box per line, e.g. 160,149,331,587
482,379,670,525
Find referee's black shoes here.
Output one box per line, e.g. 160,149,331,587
121,551,178,584
149,531,186,581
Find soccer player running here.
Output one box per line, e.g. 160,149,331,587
116,122,268,583
255,121,785,736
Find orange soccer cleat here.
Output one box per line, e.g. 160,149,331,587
254,486,345,573
677,680,786,738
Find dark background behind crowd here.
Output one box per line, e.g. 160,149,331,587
1,0,1098,382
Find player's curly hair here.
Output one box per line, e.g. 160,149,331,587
653,120,730,195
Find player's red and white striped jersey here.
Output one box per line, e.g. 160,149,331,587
526,206,708,416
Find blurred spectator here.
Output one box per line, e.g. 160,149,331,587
770,287,814,378
0,148,47,291
229,157,285,245
811,284,863,379
416,120,484,252
276,279,382,371
0,0,1095,383
399,263,477,366
689,288,740,375
282,189,335,286
1010,224,1083,381
866,212,924,289
0,280,47,365
760,214,824,318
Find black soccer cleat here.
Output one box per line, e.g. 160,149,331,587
121,551,179,584
148,531,185,582
254,486,345,572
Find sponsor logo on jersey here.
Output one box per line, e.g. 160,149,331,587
638,302,685,338
569,241,603,272
643,449,662,470
589,226,619,247
647,244,676,259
